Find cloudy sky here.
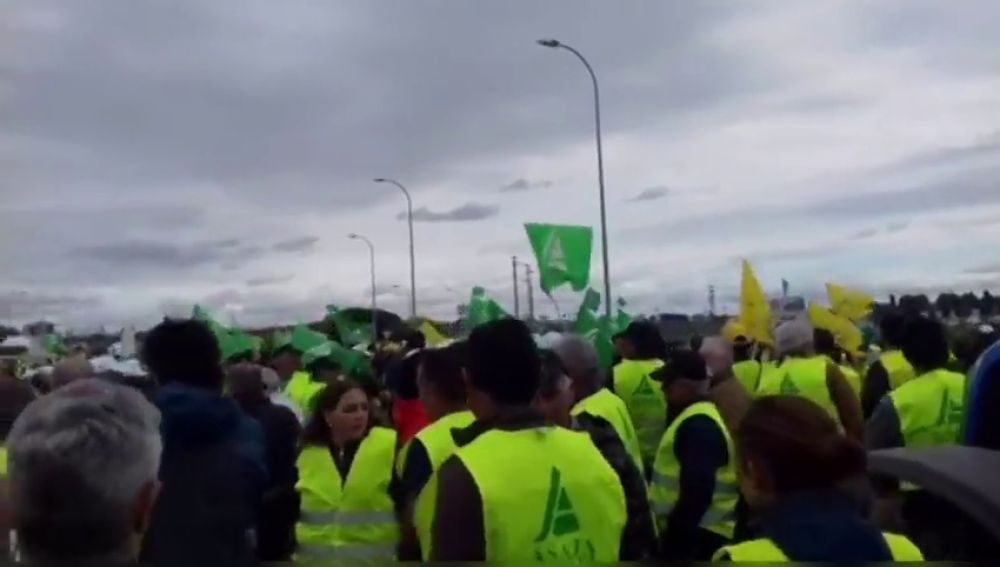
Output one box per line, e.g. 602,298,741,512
2,0,999,330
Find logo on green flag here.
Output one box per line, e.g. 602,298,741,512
524,223,593,294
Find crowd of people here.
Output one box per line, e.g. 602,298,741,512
0,309,993,563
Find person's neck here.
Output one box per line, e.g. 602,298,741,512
711,368,735,387
330,433,356,450
577,382,601,401
434,403,467,421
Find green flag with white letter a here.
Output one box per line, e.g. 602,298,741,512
524,223,593,294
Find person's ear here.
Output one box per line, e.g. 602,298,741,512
132,479,160,535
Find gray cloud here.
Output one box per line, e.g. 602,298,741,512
271,236,319,253
850,228,879,240
0,290,103,321
401,202,500,223
964,263,1000,275
499,178,554,192
246,274,294,287
75,238,261,269
627,186,669,202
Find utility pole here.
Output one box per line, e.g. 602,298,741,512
512,256,520,319
708,285,717,316
524,263,535,321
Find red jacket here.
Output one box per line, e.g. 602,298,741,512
393,396,429,446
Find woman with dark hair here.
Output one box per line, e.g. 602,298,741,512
295,381,398,561
714,396,922,562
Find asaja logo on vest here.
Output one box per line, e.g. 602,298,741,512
533,467,596,561
633,377,658,398
779,374,800,395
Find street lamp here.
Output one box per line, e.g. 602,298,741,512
536,38,612,319
374,177,417,319
348,233,378,344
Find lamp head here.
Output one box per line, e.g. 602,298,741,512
537,39,561,48
348,233,359,239
373,178,386,183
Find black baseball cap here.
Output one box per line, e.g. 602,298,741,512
654,350,708,385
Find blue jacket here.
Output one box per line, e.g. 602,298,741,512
752,489,892,562
142,384,267,565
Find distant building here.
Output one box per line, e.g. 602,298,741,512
23,321,55,336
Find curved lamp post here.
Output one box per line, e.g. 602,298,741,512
374,178,417,319
348,232,378,344
536,38,612,319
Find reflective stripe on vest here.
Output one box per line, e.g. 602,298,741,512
294,427,398,559
890,369,965,449
406,410,476,561
880,350,916,391
715,532,924,561
571,388,645,475
649,401,738,539
0,446,7,478
758,357,840,425
732,360,762,395
612,359,666,468
454,427,627,562
284,370,326,415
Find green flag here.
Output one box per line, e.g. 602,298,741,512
466,286,509,331
524,223,594,294
614,297,632,334
573,288,614,370
192,305,230,345
326,305,373,347
220,331,256,362
41,333,68,356
290,324,328,354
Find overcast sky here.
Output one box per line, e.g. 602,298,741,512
2,0,999,330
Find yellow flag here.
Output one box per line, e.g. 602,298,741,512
808,302,863,354
418,320,450,347
740,259,773,344
826,283,874,323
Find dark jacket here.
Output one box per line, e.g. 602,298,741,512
430,408,654,561
720,490,894,562
141,384,267,565
239,397,301,561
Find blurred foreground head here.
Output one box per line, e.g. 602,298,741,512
142,319,223,392
736,395,866,508
7,379,162,563
466,319,540,418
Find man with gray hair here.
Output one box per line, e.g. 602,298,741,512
5,379,162,563
552,334,645,475
699,337,752,433
757,319,863,441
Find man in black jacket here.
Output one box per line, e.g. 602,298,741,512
228,363,301,561
140,319,267,565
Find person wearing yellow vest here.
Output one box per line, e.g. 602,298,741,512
866,317,966,559
862,312,915,418
714,396,922,562
430,320,627,562
285,342,341,417
552,334,645,475
295,380,399,561
612,321,669,472
536,348,656,560
650,350,739,560
395,343,475,560
732,336,763,395
757,320,864,442
814,328,862,397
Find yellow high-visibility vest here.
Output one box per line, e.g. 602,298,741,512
295,427,399,561
403,410,476,561
0,445,7,477
880,350,916,391
758,357,840,425
612,358,666,468
649,401,739,539
572,388,644,475
284,370,325,416
715,532,923,561
449,427,626,562
890,369,966,449
732,360,762,394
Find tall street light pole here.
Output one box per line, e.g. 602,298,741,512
374,178,417,319
348,233,378,344
536,38,612,319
